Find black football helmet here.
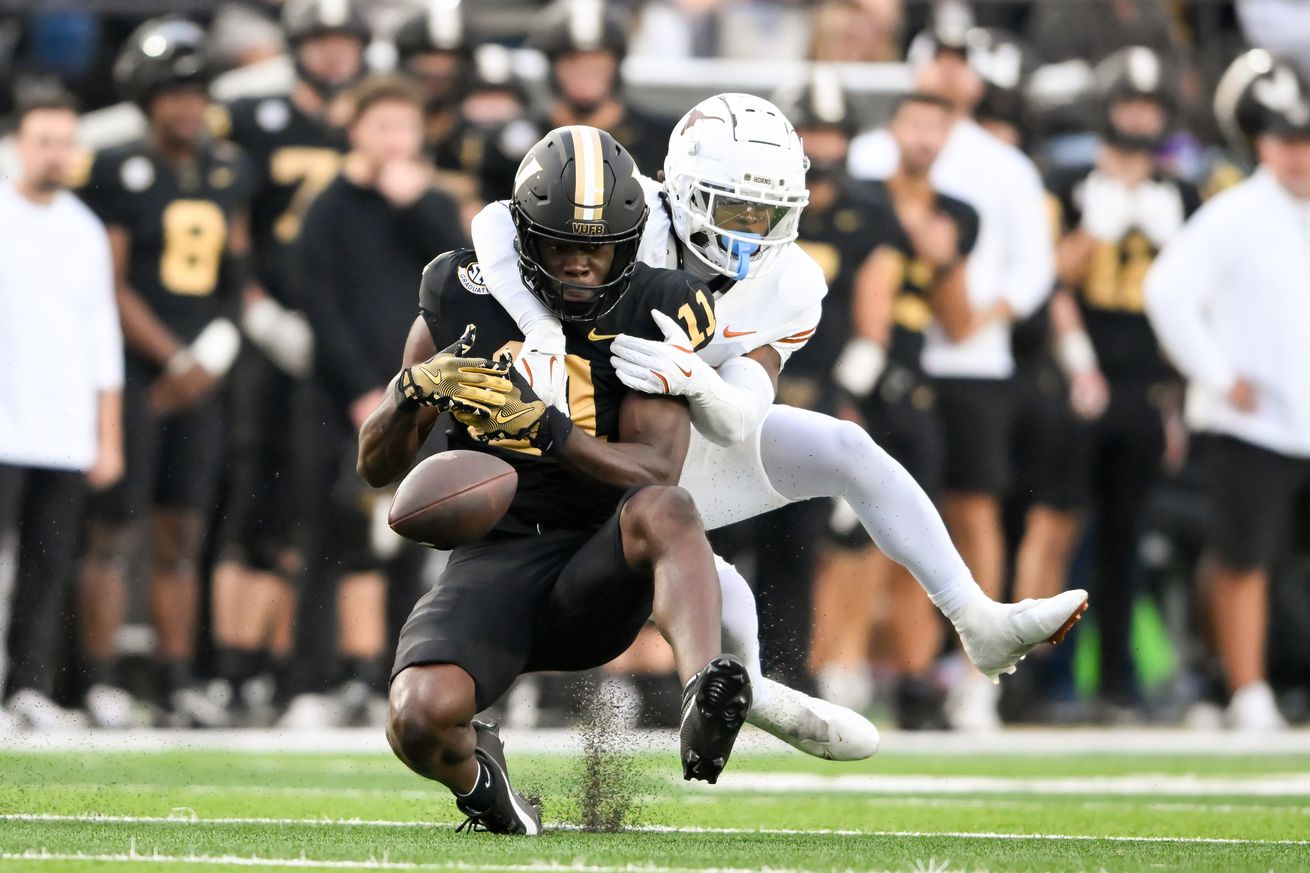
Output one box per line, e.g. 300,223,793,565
529,0,629,111
281,0,370,98
113,17,210,108
781,65,857,138
529,0,629,60
1215,49,1310,160
395,0,474,62
1095,46,1174,151
511,126,648,322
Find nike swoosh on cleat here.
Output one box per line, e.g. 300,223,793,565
722,327,757,338
588,329,619,341
485,754,539,835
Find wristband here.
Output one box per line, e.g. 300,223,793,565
165,347,197,377
191,318,241,377
531,406,574,455
393,368,423,410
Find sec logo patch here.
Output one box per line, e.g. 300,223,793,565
458,262,488,294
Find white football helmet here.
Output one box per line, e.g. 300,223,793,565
664,93,810,281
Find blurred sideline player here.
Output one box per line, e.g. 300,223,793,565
528,0,671,177
1019,47,1197,715
207,0,365,720
288,77,465,727
471,92,1086,758
822,92,983,729
77,19,253,727
393,0,473,160
359,127,752,832
1146,52,1310,731
849,23,1058,730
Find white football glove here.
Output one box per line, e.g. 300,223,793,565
832,338,888,399
610,309,710,397
1079,171,1133,243
514,325,568,410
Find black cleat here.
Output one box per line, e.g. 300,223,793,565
455,721,542,835
680,655,752,784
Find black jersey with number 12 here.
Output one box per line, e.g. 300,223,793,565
418,249,715,534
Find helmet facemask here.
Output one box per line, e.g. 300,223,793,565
512,207,646,322
674,178,807,281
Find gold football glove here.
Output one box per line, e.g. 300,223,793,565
452,351,558,445
396,324,511,412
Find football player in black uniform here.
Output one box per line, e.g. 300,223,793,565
207,0,367,718
394,0,474,160
358,127,751,833
77,18,254,726
1024,47,1198,713
827,93,980,727
528,0,672,177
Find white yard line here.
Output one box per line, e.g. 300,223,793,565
2,727,1310,756
23,769,1310,800
3,813,1308,847
0,843,768,873
697,771,1310,797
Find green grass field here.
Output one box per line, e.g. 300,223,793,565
2,730,1308,872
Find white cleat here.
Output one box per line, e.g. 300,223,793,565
1226,681,1287,732
748,678,880,761
952,589,1090,683
6,689,89,731
85,684,142,729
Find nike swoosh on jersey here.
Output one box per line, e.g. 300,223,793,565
722,327,757,338
588,329,619,341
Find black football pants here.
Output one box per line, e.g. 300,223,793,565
0,463,88,698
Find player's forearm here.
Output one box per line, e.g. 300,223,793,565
357,389,430,487
96,389,123,458
470,202,561,340
557,429,682,488
115,284,185,366
686,356,776,447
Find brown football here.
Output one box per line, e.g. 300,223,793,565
388,450,517,549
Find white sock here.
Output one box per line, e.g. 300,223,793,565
715,556,771,708
759,406,985,621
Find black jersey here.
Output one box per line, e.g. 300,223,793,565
790,185,890,382
1048,165,1200,384
80,139,252,345
866,180,980,370
215,95,346,301
433,118,541,205
418,249,715,534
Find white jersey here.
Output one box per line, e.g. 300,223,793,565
470,175,829,529
475,174,828,367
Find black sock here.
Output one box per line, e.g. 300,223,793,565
159,660,194,698
456,758,495,810
84,660,115,689
217,647,261,689
342,656,384,692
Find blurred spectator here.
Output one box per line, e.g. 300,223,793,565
76,19,252,729
828,92,978,728
529,0,671,176
848,21,1055,731
1029,46,1198,717
432,45,539,209
1145,52,1310,731
0,88,122,731
209,3,286,72
809,0,903,62
206,0,365,723
289,75,464,726
1027,0,1180,67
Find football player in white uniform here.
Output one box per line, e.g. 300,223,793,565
470,93,1088,756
